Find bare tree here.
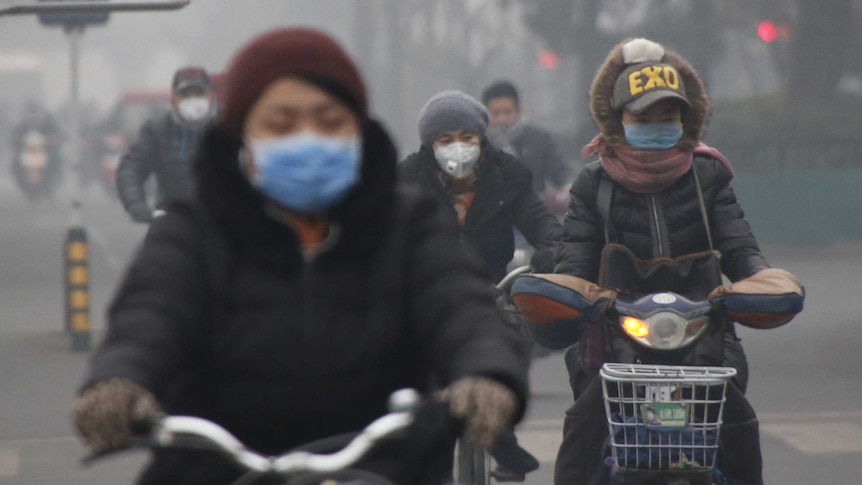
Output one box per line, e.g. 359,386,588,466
353,0,542,148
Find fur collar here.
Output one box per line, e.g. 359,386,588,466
589,38,709,151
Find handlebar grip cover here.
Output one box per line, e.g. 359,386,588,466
510,273,617,350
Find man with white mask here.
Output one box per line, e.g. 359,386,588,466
400,90,562,482
116,66,217,223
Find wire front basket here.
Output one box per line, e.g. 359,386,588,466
599,363,736,478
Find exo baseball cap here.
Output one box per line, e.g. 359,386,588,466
611,62,690,114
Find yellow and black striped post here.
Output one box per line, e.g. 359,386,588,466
64,226,90,352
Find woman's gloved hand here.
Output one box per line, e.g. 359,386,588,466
438,376,518,449
72,378,161,453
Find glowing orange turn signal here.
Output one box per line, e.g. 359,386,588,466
623,316,650,338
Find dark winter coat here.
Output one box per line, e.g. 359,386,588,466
511,124,572,195
82,121,528,485
115,112,206,222
399,143,563,284
555,156,769,283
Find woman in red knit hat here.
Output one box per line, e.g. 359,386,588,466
71,27,527,485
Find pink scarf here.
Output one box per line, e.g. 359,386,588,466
581,136,734,194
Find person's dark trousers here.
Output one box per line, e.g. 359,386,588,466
722,326,749,394
489,292,540,480
553,377,608,485
718,384,763,485
489,428,539,479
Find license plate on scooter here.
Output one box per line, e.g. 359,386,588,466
642,384,689,428
640,402,690,428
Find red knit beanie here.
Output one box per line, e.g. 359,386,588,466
220,27,368,139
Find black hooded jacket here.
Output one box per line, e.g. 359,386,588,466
115,113,206,222
555,156,769,283
511,124,572,194
399,143,563,283
82,121,528,484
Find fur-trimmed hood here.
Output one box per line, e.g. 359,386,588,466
589,38,709,151
191,119,398,259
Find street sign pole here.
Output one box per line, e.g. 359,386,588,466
0,1,191,353
65,25,90,351
67,24,83,226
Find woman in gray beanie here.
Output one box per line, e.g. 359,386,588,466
402,90,561,283
400,90,562,482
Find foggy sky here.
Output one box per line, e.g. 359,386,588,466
0,1,355,113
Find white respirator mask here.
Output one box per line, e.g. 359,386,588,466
176,96,213,124
433,142,481,178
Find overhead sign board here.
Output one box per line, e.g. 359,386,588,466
37,0,109,28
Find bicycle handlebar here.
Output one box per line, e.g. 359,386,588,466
83,388,421,477
497,265,531,291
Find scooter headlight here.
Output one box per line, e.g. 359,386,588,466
649,313,686,349
620,312,710,350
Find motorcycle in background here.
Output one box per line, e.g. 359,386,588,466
19,131,48,184
12,129,61,201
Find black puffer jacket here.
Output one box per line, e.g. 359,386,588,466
555,156,769,283
83,121,528,484
115,113,206,222
511,124,572,194
399,143,563,283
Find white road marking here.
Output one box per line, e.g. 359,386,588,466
760,423,862,454
758,410,862,420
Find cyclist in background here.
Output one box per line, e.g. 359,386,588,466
116,66,217,223
400,90,562,482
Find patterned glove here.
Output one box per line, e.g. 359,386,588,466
439,376,518,449
72,378,161,453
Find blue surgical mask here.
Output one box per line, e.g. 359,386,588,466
246,132,362,213
623,123,683,151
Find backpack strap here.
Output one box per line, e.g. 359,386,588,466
691,162,715,252
596,173,614,244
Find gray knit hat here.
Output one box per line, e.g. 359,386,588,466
417,90,489,146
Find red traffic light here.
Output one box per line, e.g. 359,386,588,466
539,49,560,69
758,20,777,43
758,20,790,42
